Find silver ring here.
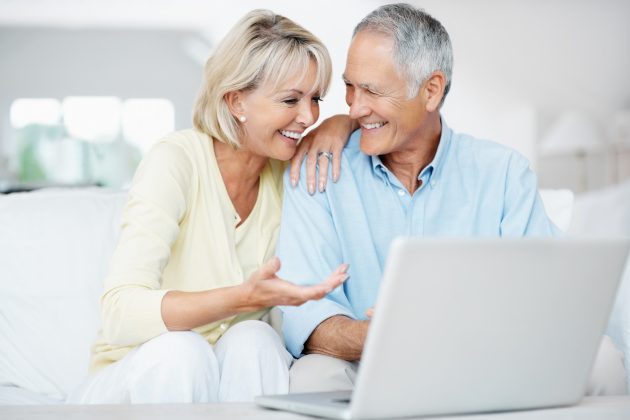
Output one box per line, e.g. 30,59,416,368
317,151,333,160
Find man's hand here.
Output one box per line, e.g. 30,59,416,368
289,114,357,194
238,257,349,311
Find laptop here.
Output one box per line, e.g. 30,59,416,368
256,238,630,419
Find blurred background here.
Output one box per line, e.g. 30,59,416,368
0,0,628,193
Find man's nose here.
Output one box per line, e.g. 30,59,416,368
348,90,369,120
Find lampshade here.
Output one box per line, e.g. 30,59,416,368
610,109,630,148
540,111,605,156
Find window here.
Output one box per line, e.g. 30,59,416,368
10,98,61,128
123,99,175,153
9,96,175,188
63,96,122,142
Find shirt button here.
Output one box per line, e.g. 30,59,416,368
430,180,437,187
398,189,405,196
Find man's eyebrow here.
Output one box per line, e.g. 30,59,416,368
359,83,376,91
342,75,380,92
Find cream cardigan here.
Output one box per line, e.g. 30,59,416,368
90,129,284,372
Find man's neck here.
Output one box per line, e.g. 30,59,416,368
381,116,442,194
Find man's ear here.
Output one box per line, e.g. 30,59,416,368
423,72,446,112
224,90,245,118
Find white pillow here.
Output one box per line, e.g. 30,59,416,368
539,189,574,233
567,180,630,390
0,188,127,401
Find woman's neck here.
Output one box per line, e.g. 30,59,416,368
213,140,268,201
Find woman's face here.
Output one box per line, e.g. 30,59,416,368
237,60,321,161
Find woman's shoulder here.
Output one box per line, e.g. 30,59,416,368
143,129,212,167
134,129,212,188
154,129,211,152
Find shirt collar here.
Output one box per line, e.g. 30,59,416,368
369,116,453,187
426,116,452,185
370,154,388,184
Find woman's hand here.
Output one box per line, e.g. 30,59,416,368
161,258,347,331
238,257,348,311
289,114,358,194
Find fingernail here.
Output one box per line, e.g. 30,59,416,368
308,183,315,195
319,181,325,192
291,177,297,187
333,172,338,183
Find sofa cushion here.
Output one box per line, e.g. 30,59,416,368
0,188,127,401
538,189,573,233
0,385,61,405
0,186,576,403
567,180,630,391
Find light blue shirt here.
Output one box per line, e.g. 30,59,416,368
277,120,560,358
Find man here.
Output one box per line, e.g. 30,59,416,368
276,3,626,394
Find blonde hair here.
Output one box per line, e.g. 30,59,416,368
193,9,332,148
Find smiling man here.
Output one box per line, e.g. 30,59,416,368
275,3,625,395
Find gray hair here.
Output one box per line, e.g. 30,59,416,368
353,3,453,103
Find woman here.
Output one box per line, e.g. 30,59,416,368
67,10,348,404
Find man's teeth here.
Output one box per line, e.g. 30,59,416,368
280,130,302,140
362,122,386,130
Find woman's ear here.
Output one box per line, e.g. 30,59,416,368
423,72,446,112
224,91,245,119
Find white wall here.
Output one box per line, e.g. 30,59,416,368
0,28,203,163
188,0,630,167
1,0,629,187
429,0,630,168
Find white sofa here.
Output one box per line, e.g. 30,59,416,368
0,185,628,404
0,188,127,404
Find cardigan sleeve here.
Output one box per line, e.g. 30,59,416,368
100,140,193,346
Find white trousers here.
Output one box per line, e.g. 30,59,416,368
290,336,627,396
67,320,293,404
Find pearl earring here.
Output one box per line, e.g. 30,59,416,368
239,115,247,123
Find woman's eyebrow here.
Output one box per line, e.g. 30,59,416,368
277,89,304,95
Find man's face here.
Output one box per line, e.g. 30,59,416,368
343,31,427,156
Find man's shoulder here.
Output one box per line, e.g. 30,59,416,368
288,129,369,183
449,130,529,169
282,129,370,199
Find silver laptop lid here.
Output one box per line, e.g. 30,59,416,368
351,238,629,419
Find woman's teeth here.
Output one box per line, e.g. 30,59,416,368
280,130,302,140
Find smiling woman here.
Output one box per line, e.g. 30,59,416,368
65,9,347,405
192,10,331,150
222,60,322,161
